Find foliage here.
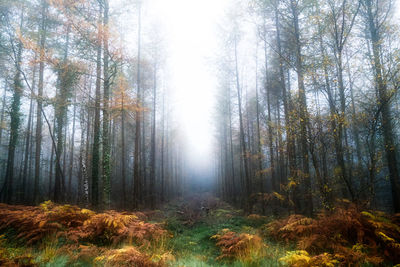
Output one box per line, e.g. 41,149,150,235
0,234,36,266
0,201,91,244
0,201,167,248
94,246,164,267
267,204,400,265
210,229,267,264
68,210,168,247
279,250,339,267
0,196,286,266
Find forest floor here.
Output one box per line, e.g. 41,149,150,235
0,194,399,266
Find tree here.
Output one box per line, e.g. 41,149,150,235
102,0,111,209
1,7,24,203
91,2,103,208
362,0,400,212
133,1,142,209
33,0,48,204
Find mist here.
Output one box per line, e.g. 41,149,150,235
1,0,400,265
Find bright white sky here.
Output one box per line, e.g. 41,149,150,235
146,0,231,172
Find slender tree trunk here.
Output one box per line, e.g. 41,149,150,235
1,11,24,203
77,107,85,204
149,62,157,209
141,107,147,204
263,30,275,193
0,82,7,182
234,36,251,213
346,49,364,193
34,0,47,204
222,108,229,200
228,86,236,203
22,63,37,202
255,44,264,193
0,81,7,147
91,3,103,208
290,0,313,216
48,117,55,200
68,95,77,200
121,98,127,208
54,26,70,203
133,2,142,209
102,0,111,209
84,94,91,205
160,93,165,202
276,97,285,186
365,0,400,212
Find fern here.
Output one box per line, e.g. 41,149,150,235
67,210,168,246
279,250,339,267
267,204,400,265
211,228,267,263
0,202,168,248
94,246,163,267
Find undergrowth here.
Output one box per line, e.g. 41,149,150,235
266,201,400,266
0,201,171,266
0,196,398,266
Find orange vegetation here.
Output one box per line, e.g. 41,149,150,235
267,203,400,265
94,246,174,267
0,201,167,247
211,228,266,262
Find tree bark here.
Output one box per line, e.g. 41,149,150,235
91,3,103,208
34,0,47,204
102,0,111,209
1,11,24,203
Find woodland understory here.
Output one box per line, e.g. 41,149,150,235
0,194,399,267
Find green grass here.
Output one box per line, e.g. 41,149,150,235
165,210,285,267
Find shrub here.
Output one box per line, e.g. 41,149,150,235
210,229,267,263
267,204,400,265
0,202,168,248
67,211,168,247
94,246,163,267
279,250,339,267
0,201,92,244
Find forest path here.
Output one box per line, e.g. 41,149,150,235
153,193,284,266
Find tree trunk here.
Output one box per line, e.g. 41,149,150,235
290,0,313,216
274,5,297,211
22,62,37,202
133,2,142,209
34,0,47,204
91,3,103,208
263,30,275,193
102,0,111,209
68,95,77,200
54,26,70,203
149,62,157,209
1,11,24,203
0,82,6,146
234,36,251,213
365,0,400,212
